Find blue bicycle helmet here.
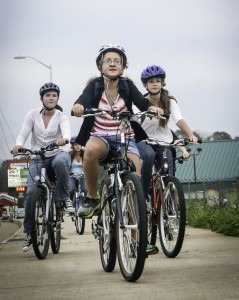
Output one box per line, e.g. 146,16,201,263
39,82,60,98
141,65,166,84
96,43,128,70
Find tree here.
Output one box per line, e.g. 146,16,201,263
211,131,232,140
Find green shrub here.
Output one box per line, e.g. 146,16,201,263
186,200,239,237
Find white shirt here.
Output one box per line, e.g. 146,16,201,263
16,107,71,157
141,99,184,143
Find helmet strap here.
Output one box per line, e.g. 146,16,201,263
43,103,57,111
102,74,119,82
147,90,161,96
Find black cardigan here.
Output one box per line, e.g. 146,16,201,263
74,77,151,146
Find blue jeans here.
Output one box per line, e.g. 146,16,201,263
69,175,88,200
137,141,174,198
23,151,71,234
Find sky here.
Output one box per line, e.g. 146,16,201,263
0,0,239,160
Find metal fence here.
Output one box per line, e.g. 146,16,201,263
181,178,239,210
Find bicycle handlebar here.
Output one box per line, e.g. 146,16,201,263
143,137,202,147
11,140,69,157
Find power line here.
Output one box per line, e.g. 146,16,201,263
0,118,10,159
0,109,16,143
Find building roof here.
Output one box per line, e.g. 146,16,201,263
175,140,239,183
0,193,18,206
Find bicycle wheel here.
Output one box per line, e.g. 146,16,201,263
49,200,61,254
117,173,147,282
30,188,49,259
74,193,85,235
99,178,117,272
158,176,186,258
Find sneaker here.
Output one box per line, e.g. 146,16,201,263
22,234,32,252
78,196,100,218
65,200,74,213
146,244,159,255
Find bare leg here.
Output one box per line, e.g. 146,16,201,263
83,137,107,198
127,153,141,176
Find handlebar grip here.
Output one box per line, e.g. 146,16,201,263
163,114,170,120
197,138,202,144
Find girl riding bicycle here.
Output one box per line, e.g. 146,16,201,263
69,136,87,205
137,65,197,199
71,44,161,220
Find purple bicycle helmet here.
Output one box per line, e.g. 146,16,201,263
96,43,127,69
141,65,166,84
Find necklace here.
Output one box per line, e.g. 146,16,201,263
105,88,119,106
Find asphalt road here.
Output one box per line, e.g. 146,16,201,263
0,217,238,300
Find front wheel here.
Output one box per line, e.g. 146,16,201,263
74,193,85,235
158,176,186,258
99,178,117,272
117,173,147,282
30,188,50,259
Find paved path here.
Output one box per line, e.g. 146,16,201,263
0,216,239,300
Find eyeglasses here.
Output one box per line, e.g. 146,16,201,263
102,59,122,65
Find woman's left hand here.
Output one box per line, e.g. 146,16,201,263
148,106,164,116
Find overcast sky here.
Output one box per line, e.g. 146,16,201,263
0,0,239,160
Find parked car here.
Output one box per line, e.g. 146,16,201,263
15,208,25,219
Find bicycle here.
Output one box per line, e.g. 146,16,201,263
13,142,64,260
143,134,202,258
70,173,86,235
79,108,147,282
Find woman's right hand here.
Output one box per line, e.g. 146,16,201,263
71,104,84,117
11,145,22,156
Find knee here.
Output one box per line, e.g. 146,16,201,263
84,145,99,162
138,143,154,163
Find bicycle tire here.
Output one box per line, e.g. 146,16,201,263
99,178,117,272
49,201,61,254
74,193,85,235
158,176,186,258
30,188,50,259
116,172,147,282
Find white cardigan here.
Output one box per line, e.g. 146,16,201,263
16,107,71,157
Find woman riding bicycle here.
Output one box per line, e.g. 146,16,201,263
137,65,197,201
69,136,87,206
11,82,72,252
71,44,161,221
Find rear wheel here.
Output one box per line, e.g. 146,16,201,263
99,178,117,272
30,188,49,259
158,176,186,258
49,201,61,254
117,173,147,282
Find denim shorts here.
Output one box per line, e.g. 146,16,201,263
91,135,140,163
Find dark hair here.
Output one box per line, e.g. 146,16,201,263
159,88,176,127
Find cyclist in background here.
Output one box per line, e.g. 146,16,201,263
68,136,87,207
11,82,72,252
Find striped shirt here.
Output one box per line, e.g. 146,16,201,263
91,91,135,138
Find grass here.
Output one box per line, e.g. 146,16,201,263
186,199,239,237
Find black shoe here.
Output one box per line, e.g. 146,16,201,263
78,196,100,218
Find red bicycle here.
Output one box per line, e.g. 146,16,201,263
145,137,202,258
